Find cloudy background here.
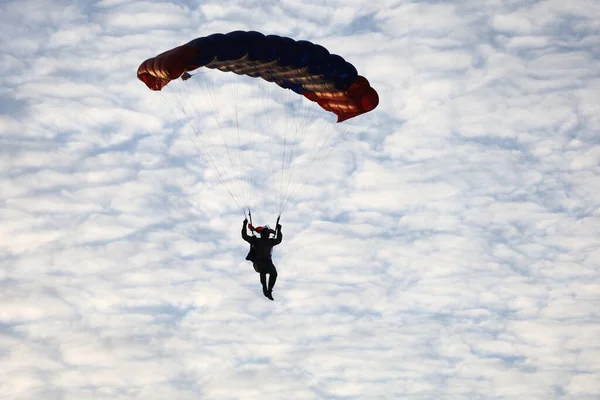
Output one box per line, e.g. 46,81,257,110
2,0,600,399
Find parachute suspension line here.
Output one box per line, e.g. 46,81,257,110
283,121,347,211
282,124,351,214
243,74,277,216
182,78,247,209
177,76,248,212
260,80,274,210
263,82,278,211
192,74,235,201
275,94,324,215
159,87,245,212
246,76,261,211
231,74,250,210
176,92,246,213
203,76,245,206
277,86,310,215
247,81,256,210
249,75,271,210
279,121,350,214
277,89,298,215
173,79,231,184
277,93,320,216
279,87,290,215
197,73,249,208
248,77,264,211
269,83,281,214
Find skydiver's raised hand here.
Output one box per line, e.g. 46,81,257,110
276,223,282,231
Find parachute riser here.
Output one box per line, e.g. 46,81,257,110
247,209,256,238
245,209,280,238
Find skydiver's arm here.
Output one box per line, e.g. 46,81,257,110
242,220,252,243
272,225,282,246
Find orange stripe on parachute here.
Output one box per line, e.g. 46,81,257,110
303,76,379,122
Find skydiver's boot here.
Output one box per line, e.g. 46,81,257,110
266,290,274,301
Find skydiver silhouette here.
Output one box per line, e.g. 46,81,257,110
242,218,282,301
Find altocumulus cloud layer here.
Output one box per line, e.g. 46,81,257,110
1,0,600,399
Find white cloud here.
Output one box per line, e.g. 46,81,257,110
1,0,600,399
99,2,192,33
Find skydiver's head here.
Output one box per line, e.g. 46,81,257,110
259,226,271,239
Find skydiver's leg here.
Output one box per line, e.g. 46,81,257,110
267,266,278,291
266,265,277,301
259,272,268,296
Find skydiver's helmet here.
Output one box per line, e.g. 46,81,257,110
256,225,274,239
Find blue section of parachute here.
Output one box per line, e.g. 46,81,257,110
185,31,358,94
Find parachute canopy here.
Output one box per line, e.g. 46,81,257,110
137,31,378,122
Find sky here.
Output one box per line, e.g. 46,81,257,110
1,0,600,399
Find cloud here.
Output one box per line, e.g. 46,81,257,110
1,0,600,399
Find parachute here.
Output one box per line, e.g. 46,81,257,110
137,31,378,218
137,31,378,122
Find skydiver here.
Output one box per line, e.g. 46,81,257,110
242,218,282,301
